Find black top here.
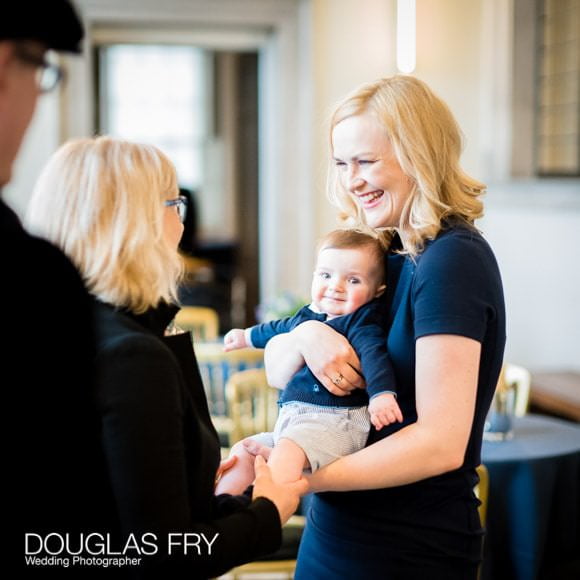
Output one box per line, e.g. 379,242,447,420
4,196,280,578
3,199,108,575
92,300,281,578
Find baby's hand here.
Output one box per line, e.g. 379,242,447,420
223,328,248,351
369,392,403,430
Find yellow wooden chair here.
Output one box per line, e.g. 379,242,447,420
475,463,489,526
193,343,265,446
180,253,214,285
502,363,532,417
227,550,299,579
226,512,303,580
224,368,304,580
492,363,532,419
175,306,219,342
225,368,279,445
475,463,489,580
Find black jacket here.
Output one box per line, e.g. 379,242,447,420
92,301,281,578
2,199,108,577
3,197,279,578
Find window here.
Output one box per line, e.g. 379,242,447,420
536,0,579,176
98,44,209,190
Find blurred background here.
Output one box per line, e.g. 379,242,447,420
4,0,579,373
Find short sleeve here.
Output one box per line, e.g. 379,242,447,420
412,230,503,342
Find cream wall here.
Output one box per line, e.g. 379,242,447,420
4,92,61,217
308,0,579,372
310,0,397,240
309,0,488,242
3,0,578,371
480,183,580,371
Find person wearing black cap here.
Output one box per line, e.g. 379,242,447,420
0,2,109,576
3,4,301,579
0,1,84,185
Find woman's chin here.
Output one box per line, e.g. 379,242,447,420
363,206,395,229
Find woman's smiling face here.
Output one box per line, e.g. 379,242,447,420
332,112,413,229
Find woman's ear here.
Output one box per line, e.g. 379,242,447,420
375,284,386,297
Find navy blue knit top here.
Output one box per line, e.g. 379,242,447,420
250,299,397,407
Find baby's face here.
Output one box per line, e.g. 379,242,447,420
311,246,383,318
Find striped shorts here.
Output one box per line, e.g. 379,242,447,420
250,401,371,472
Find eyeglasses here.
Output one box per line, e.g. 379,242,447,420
13,45,64,94
164,195,188,223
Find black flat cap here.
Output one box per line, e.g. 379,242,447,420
1,1,84,53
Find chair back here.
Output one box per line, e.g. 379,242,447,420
194,342,264,445
475,463,489,580
175,306,219,342
495,363,532,417
503,363,531,416
225,368,279,444
475,463,489,526
180,254,214,285
224,368,304,579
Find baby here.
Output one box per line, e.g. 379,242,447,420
216,229,402,494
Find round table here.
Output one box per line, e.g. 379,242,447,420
481,414,580,580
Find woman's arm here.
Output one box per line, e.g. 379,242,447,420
97,334,305,577
308,334,480,492
264,320,364,394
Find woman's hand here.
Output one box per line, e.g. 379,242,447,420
265,321,364,395
252,455,308,524
295,321,364,395
214,454,237,486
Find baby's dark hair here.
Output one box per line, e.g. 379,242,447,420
317,229,386,282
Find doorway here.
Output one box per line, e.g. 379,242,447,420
96,44,260,331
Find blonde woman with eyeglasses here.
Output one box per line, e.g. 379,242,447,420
26,136,306,578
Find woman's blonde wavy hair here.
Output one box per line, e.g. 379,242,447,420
327,75,485,256
25,136,183,313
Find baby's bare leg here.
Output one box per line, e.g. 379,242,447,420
267,437,309,484
215,440,256,495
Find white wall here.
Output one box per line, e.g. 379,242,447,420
3,92,61,216
308,0,580,372
311,0,398,241
480,183,580,371
309,0,490,243
3,0,578,371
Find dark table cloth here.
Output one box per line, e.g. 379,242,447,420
481,414,580,580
